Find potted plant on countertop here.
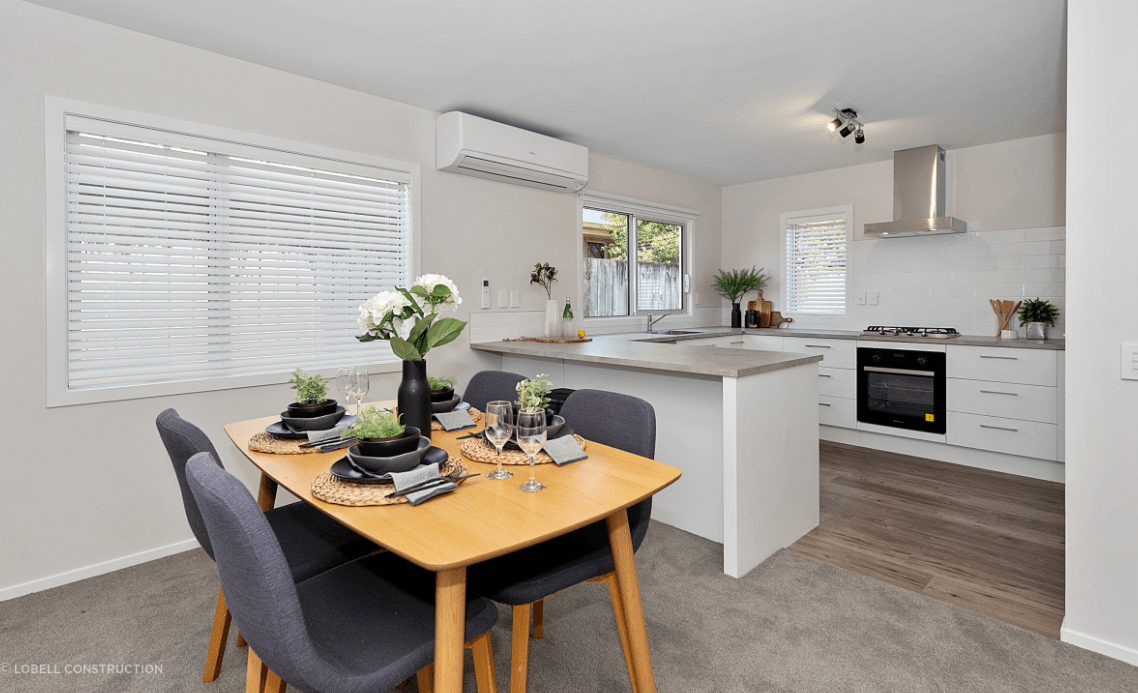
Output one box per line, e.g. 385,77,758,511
531,262,561,339
1018,298,1059,340
287,368,337,417
428,374,457,402
713,266,768,328
341,406,421,456
357,274,466,436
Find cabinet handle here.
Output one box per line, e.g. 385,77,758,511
979,389,1018,396
805,344,832,348
730,341,745,345
980,424,1018,432
818,373,832,378
819,402,832,407
979,354,1018,360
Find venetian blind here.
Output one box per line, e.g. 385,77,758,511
785,213,847,315
63,121,409,392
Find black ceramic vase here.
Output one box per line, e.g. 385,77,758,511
730,302,742,328
397,359,432,437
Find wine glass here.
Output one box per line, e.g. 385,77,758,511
350,366,370,415
515,409,547,493
335,367,355,411
484,401,514,480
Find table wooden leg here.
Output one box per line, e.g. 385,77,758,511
255,474,278,511
607,510,656,693
434,567,467,693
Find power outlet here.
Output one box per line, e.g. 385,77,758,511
856,291,867,306
868,290,880,306
498,290,508,308
509,290,520,308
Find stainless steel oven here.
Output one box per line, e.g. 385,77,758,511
857,347,946,434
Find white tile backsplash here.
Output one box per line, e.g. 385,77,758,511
828,226,1066,337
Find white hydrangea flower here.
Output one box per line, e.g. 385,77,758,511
358,290,410,332
414,274,462,311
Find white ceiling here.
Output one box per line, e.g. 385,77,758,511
25,0,1067,186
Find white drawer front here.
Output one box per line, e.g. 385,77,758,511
818,395,857,429
818,367,856,399
947,378,1057,424
947,345,1057,386
783,337,856,369
948,412,1058,460
744,335,785,351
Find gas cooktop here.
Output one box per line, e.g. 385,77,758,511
861,326,960,339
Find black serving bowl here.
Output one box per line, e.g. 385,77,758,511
347,436,431,475
430,386,455,403
286,399,338,418
279,406,347,431
355,426,421,457
431,394,462,414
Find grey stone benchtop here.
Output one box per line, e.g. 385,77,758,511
734,327,1065,350
469,332,823,378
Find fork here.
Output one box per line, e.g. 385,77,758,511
384,472,478,498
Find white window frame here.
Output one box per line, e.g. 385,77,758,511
780,205,852,320
44,97,421,407
577,191,698,330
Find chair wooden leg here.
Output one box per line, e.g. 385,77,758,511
236,632,248,648
509,603,532,693
603,572,639,693
245,648,267,693
470,631,498,693
416,664,434,693
204,587,232,683
263,668,287,693
530,599,544,640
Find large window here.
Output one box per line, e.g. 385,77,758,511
47,103,417,405
782,206,851,316
580,194,695,319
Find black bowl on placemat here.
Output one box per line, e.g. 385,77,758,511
286,399,338,418
279,406,347,432
347,436,431,474
430,386,455,403
430,395,462,414
355,426,421,457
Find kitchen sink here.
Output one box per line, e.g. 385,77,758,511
662,330,700,335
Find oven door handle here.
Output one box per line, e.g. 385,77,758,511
862,366,937,377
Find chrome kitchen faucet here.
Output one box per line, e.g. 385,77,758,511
646,313,672,333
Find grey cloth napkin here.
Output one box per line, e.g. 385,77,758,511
390,463,456,505
433,409,476,432
543,435,587,466
304,420,354,443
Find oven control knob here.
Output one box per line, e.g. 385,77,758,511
916,356,929,367
871,354,882,364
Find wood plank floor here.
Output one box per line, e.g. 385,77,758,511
788,442,1065,638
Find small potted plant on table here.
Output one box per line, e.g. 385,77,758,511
287,369,337,417
713,267,767,328
342,406,421,456
1018,298,1059,340
428,374,458,402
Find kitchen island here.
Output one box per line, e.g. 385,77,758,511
470,332,822,578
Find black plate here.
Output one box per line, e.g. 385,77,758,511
329,446,449,485
266,413,359,439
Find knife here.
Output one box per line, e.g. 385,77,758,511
385,473,479,498
300,436,356,449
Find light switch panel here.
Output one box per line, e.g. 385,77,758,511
1122,343,1138,380
867,290,880,306
856,291,867,306
498,290,508,308
509,290,520,308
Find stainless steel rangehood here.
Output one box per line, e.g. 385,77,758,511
863,145,967,238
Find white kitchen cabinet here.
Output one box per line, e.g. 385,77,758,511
743,335,786,351
947,378,1058,424
782,337,857,370
817,366,856,399
818,395,857,429
948,412,1058,461
947,345,1057,386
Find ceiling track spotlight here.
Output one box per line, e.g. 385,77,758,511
827,108,866,144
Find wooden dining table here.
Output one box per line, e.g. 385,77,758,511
225,404,681,693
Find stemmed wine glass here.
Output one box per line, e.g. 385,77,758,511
484,400,514,480
515,409,547,493
349,366,370,415
336,367,355,412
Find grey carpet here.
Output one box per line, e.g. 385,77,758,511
2,521,1135,692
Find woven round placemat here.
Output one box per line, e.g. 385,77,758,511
459,434,587,465
310,457,467,506
430,406,482,431
249,432,325,455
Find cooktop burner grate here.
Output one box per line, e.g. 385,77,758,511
862,326,960,339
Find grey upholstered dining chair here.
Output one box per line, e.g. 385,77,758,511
462,370,527,411
185,452,499,693
156,408,378,683
466,389,656,693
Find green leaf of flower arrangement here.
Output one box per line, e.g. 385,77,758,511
431,284,453,298
389,336,422,361
408,312,437,348
425,317,467,350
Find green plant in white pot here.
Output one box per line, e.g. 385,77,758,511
1018,298,1059,340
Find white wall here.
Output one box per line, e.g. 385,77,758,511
0,0,721,596
1062,0,1138,665
722,134,1066,336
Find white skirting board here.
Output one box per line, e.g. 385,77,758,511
0,538,199,603
1062,625,1138,667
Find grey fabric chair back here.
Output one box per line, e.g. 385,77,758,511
185,452,320,691
156,408,222,559
559,389,656,459
463,370,527,411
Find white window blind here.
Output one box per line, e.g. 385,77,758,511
63,122,411,394
785,212,848,315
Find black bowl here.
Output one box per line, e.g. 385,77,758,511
431,395,462,414
279,406,347,431
355,426,421,457
430,386,455,402
347,436,431,475
286,399,338,418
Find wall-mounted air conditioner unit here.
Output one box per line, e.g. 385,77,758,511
436,111,588,193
